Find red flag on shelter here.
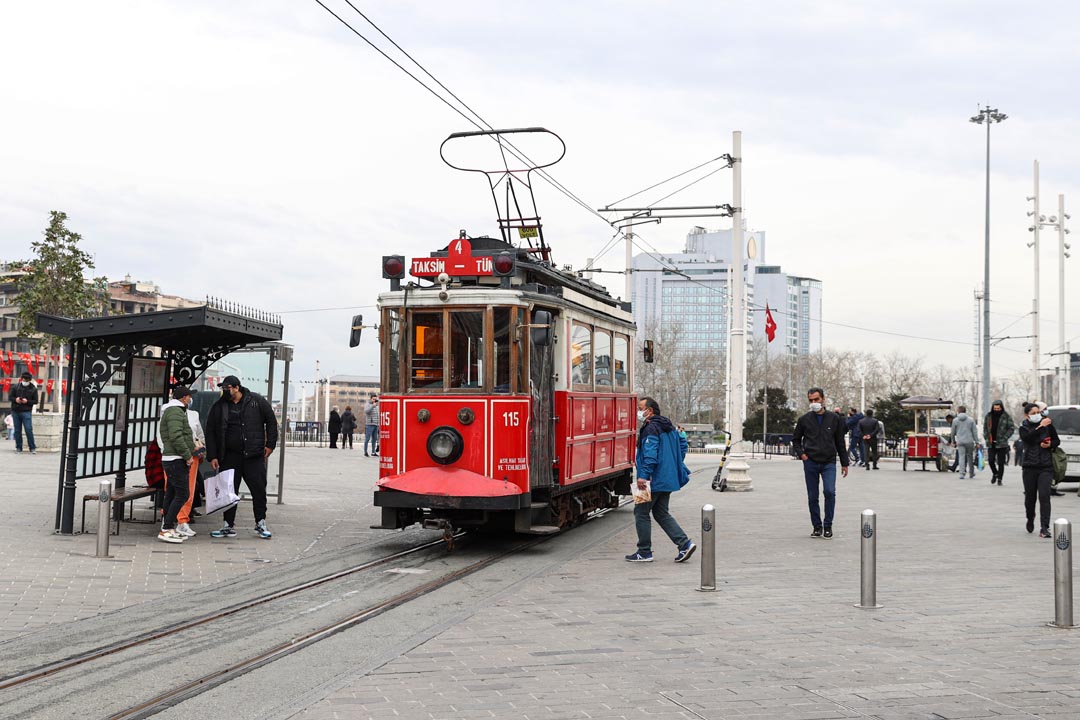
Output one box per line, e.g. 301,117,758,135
765,303,777,343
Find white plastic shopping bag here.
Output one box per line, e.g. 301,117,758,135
631,479,652,505
204,468,240,515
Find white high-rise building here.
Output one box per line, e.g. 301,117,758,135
631,226,821,356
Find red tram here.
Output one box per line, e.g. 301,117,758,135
364,128,637,534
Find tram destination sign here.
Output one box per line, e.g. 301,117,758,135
410,238,494,277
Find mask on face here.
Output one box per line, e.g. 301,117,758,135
809,402,823,413
1029,412,1042,422
20,381,31,386
637,410,647,424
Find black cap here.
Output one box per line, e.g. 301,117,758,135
220,375,241,388
20,372,33,380
172,385,193,400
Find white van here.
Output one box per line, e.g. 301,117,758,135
1046,405,1080,483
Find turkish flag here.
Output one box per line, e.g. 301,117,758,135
765,303,777,343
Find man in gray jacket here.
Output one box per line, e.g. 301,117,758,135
951,406,979,479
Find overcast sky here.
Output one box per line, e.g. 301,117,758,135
2,1,1078,392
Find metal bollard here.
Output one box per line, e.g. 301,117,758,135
699,504,716,591
96,479,112,558
1049,518,1076,629
856,509,881,609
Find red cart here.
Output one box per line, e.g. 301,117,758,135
899,396,953,472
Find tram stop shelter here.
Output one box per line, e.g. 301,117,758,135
36,301,288,535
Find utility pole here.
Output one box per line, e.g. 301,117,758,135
1057,194,1070,404
624,231,633,301
1029,161,1042,397
970,105,1006,425
725,130,752,491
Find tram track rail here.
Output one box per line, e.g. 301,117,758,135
1,498,632,719
0,533,465,692
105,500,631,720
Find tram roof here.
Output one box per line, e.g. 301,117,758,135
35,304,282,349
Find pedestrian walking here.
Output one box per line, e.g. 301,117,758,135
174,398,206,538
625,397,695,563
205,376,279,540
364,394,379,457
328,406,342,449
857,409,880,470
4,412,13,441
792,387,849,538
950,406,979,478
1012,437,1023,466
982,399,1015,486
341,406,357,449
1018,401,1060,538
8,372,38,453
846,407,864,466
157,386,196,544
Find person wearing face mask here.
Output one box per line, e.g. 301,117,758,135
982,400,1015,486
8,372,38,454
157,386,196,543
950,406,979,479
205,376,279,540
1019,401,1060,538
625,397,695,563
791,387,849,538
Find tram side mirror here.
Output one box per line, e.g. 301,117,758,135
530,310,553,347
643,340,654,364
349,314,363,348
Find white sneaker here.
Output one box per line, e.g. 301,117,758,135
157,529,185,544
176,523,196,537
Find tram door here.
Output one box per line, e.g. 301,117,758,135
528,308,556,490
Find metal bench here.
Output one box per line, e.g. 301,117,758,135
81,485,162,535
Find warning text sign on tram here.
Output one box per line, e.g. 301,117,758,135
410,238,494,277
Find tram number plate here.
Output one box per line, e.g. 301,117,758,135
502,411,520,427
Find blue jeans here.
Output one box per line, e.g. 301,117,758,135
803,459,836,528
12,411,35,452
848,435,862,463
634,491,689,554
364,424,378,455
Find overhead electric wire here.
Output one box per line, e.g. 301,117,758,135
314,2,1013,354
607,155,731,207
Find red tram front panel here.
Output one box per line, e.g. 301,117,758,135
377,395,531,495
555,391,636,486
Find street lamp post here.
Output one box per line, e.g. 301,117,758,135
970,105,1006,425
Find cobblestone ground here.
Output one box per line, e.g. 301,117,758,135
0,444,381,638
292,457,1080,720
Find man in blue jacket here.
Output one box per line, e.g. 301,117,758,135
626,397,695,563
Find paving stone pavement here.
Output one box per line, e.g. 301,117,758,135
0,444,383,639
291,457,1080,720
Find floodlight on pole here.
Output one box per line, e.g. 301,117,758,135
969,104,1006,425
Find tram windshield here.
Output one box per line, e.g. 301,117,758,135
382,306,524,394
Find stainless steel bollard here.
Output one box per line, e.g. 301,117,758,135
856,509,881,609
95,479,112,558
699,504,716,591
1049,518,1076,629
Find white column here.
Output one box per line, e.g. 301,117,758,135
725,130,753,491
624,231,633,301
1058,194,1068,405
1032,161,1041,396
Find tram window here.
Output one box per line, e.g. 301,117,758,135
571,323,592,389
410,312,444,389
450,311,484,389
594,330,612,389
493,308,511,393
613,333,629,391
516,307,528,394
384,308,402,393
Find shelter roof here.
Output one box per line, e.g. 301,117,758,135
899,395,953,409
35,304,282,349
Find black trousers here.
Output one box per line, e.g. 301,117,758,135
329,431,339,448
1022,466,1052,531
863,437,879,468
222,452,268,527
342,431,354,449
162,459,190,530
987,447,1009,478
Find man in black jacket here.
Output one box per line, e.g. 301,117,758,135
8,372,38,453
792,387,849,538
857,409,881,470
205,376,279,539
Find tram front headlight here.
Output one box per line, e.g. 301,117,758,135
427,426,464,465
